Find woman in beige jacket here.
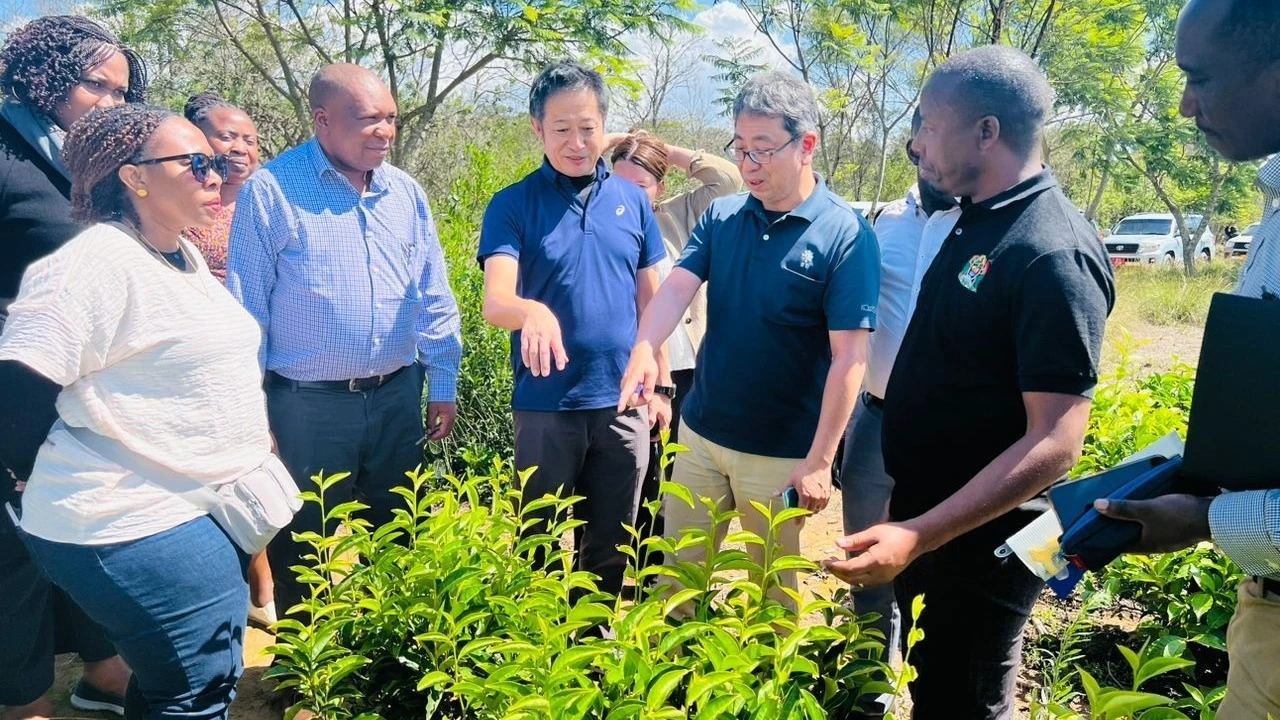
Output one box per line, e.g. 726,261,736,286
607,131,741,580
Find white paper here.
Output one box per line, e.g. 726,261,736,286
997,430,1185,579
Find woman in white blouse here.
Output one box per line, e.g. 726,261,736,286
0,104,281,719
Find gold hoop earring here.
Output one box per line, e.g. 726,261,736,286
136,188,149,198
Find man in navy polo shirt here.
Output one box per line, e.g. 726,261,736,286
824,46,1114,719
479,60,669,597
619,71,879,604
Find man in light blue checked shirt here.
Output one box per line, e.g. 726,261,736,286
227,63,461,620
1095,2,1280,717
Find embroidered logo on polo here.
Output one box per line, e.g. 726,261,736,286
958,254,991,292
615,205,626,216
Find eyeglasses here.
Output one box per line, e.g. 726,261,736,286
78,78,128,103
723,137,797,165
133,153,229,183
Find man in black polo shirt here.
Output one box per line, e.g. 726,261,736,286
823,45,1114,719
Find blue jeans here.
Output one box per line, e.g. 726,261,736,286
23,516,248,720
839,393,901,664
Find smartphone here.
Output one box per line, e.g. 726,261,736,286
782,486,800,509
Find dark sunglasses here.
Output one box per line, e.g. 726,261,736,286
133,153,229,183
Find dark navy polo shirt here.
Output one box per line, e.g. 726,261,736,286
676,176,880,459
881,169,1115,537
478,158,666,411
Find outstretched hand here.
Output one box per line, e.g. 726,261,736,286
822,521,925,590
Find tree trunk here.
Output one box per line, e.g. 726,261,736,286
872,128,890,212
1191,156,1226,274
989,0,1009,43
1086,164,1111,223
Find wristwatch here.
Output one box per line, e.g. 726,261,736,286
653,384,677,399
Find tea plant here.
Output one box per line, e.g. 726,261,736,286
266,456,899,719
1099,545,1240,652
1074,339,1195,477
1028,587,1114,717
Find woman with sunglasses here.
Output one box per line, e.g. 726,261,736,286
0,15,145,719
0,104,281,719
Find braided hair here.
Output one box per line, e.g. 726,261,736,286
183,91,234,130
63,104,171,225
0,16,147,120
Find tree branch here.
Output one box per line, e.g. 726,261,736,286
280,0,334,65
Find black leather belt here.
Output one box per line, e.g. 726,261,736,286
1262,577,1280,599
864,392,885,409
268,365,409,393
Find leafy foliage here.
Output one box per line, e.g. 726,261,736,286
1100,547,1240,653
1074,341,1196,477
266,453,901,719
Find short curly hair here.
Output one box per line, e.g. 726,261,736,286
63,104,171,225
0,16,147,120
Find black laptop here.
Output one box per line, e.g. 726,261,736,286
1181,292,1280,491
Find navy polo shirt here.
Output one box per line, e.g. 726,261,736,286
479,158,666,411
677,176,880,459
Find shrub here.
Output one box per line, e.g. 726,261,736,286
266,458,899,719
1073,341,1244,652
1099,545,1239,652
424,146,538,474
1074,339,1195,477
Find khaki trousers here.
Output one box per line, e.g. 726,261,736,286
663,424,804,608
1218,577,1280,720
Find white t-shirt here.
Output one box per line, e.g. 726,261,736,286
0,222,273,545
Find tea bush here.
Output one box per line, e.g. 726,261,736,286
1073,339,1195,477
1073,342,1244,651
1028,343,1242,718
266,458,900,719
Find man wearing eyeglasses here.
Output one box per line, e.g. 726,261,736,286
618,71,879,605
227,63,462,622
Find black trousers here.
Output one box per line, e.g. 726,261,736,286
514,407,649,596
265,365,426,616
0,511,116,705
892,512,1044,720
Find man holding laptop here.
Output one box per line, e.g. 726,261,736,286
1097,1,1280,717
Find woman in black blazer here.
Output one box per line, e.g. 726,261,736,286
0,16,145,720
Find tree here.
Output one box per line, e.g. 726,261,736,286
619,30,704,129
1078,0,1259,275
100,0,697,163
702,35,769,118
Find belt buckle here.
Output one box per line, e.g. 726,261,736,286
348,374,386,392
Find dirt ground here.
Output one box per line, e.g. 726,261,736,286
41,317,1206,720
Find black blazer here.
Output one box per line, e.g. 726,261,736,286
0,114,81,300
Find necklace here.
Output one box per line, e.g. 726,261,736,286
118,220,212,300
